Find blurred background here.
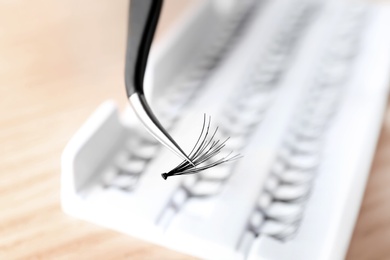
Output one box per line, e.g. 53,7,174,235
1,0,390,259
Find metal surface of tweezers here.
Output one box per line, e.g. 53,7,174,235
125,0,194,165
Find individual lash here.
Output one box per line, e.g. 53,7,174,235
161,115,241,180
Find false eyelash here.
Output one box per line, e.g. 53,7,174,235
161,114,242,180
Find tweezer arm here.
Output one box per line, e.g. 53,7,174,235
125,0,161,96
125,0,194,165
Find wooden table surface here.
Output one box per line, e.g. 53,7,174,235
1,0,389,259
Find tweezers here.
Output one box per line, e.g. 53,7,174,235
125,0,194,165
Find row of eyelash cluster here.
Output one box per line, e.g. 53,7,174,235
99,0,259,191
157,2,317,228
238,6,369,250
154,0,259,127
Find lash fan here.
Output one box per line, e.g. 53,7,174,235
161,114,242,180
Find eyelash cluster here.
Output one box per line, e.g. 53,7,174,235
161,115,241,180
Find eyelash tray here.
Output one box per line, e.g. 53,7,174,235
61,0,390,259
